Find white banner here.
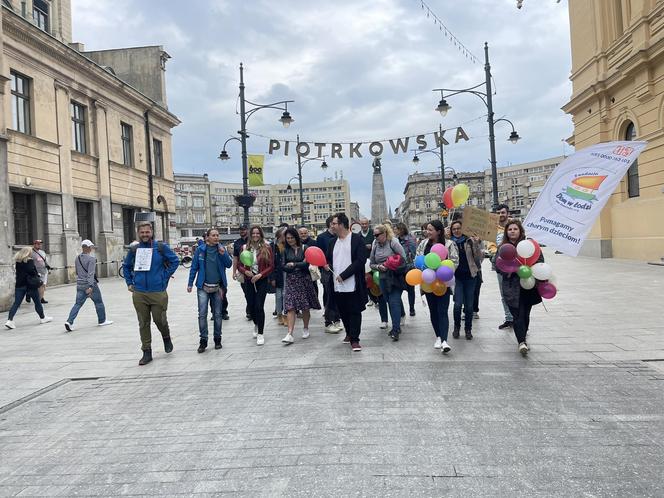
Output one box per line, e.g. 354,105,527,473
523,140,647,256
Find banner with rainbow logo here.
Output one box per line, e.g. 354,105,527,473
524,141,647,256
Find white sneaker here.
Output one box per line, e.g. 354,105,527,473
367,301,374,307
253,324,258,338
379,322,388,329
5,320,15,330
98,320,113,327
282,333,294,344
64,322,74,332
333,321,344,332
441,341,451,354
473,312,479,320
256,334,264,345
518,342,529,355
434,337,442,349
302,329,310,339
40,316,53,324
325,324,340,334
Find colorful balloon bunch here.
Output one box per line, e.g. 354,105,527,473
443,183,470,209
495,239,557,299
404,244,455,296
366,271,382,297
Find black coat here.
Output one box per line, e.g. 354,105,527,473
325,232,368,311
15,260,40,288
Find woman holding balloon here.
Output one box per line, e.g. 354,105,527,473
449,220,482,340
496,220,546,355
369,224,407,341
412,220,459,352
238,226,274,346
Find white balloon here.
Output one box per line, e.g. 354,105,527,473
516,240,535,259
520,276,536,289
531,262,552,281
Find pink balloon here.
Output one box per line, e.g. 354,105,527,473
537,282,557,299
436,265,454,282
498,244,516,260
422,268,437,284
496,257,520,274
431,243,448,260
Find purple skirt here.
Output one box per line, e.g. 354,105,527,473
284,271,321,312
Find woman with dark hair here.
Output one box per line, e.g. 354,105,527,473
280,228,321,344
497,220,543,355
396,222,417,317
238,226,274,345
416,220,458,353
271,227,287,326
449,220,482,340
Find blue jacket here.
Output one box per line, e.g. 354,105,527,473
188,244,232,289
122,240,180,292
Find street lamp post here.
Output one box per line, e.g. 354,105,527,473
287,135,328,226
412,124,458,196
433,42,520,211
218,63,294,227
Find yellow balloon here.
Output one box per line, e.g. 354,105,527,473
441,259,455,269
405,269,423,286
451,183,470,207
420,282,433,293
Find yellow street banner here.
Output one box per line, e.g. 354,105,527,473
248,154,264,186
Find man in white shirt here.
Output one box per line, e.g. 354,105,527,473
325,213,368,351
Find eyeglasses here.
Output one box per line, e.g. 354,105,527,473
373,232,383,236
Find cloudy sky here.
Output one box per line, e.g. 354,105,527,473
72,0,573,217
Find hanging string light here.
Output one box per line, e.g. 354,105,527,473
417,0,479,65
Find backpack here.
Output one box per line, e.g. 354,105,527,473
130,241,170,269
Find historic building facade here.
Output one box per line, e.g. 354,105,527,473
563,0,664,260
174,173,212,239
0,0,180,309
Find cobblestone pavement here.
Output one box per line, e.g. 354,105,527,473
1,250,663,496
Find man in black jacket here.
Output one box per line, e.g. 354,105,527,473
325,213,368,351
317,216,342,333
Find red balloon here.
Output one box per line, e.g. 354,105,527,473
365,273,373,288
517,239,541,266
443,187,454,210
304,246,326,267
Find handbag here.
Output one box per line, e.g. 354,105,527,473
202,283,220,293
27,274,42,289
309,265,321,281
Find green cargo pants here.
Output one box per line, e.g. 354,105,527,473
132,290,171,351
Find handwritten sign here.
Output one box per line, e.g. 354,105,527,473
134,248,153,272
461,206,499,241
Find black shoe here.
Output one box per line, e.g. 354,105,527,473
214,338,222,350
41,299,48,304
25,296,31,303
498,321,513,330
409,310,416,317
272,311,278,316
452,327,460,339
465,331,473,340
222,313,229,321
246,314,252,321
197,340,207,354
390,330,400,341
138,349,152,365
163,336,174,353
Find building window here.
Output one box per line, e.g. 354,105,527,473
153,139,163,177
71,102,87,154
32,0,49,32
194,213,205,224
10,71,31,134
122,208,136,245
625,122,640,198
12,192,34,246
76,201,93,240
192,197,204,208
121,122,133,166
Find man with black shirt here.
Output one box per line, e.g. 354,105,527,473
317,216,342,333
232,224,252,321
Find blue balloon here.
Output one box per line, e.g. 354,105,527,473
414,255,426,270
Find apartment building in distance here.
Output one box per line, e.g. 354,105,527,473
0,0,180,310
174,173,212,239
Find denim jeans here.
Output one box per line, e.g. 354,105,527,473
197,287,222,341
275,286,284,315
453,278,477,331
67,286,106,324
379,279,403,334
8,287,44,320
496,273,514,321
425,290,451,340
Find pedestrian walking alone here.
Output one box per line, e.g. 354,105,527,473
188,228,232,353
64,240,113,331
325,213,368,351
450,220,482,340
497,220,544,355
5,247,52,329
370,224,406,341
238,226,274,346
416,220,458,352
281,228,321,344
122,222,180,365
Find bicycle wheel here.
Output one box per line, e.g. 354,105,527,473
181,256,192,268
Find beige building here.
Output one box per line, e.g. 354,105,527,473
0,0,180,309
174,173,212,239
563,0,664,260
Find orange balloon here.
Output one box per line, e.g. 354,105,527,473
431,280,447,296
420,282,433,293
405,269,423,286
370,286,382,297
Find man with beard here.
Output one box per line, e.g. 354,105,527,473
492,204,514,330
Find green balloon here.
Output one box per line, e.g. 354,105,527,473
517,265,532,279
424,252,442,270
240,250,254,267
372,270,380,285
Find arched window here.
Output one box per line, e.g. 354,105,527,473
625,122,639,198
